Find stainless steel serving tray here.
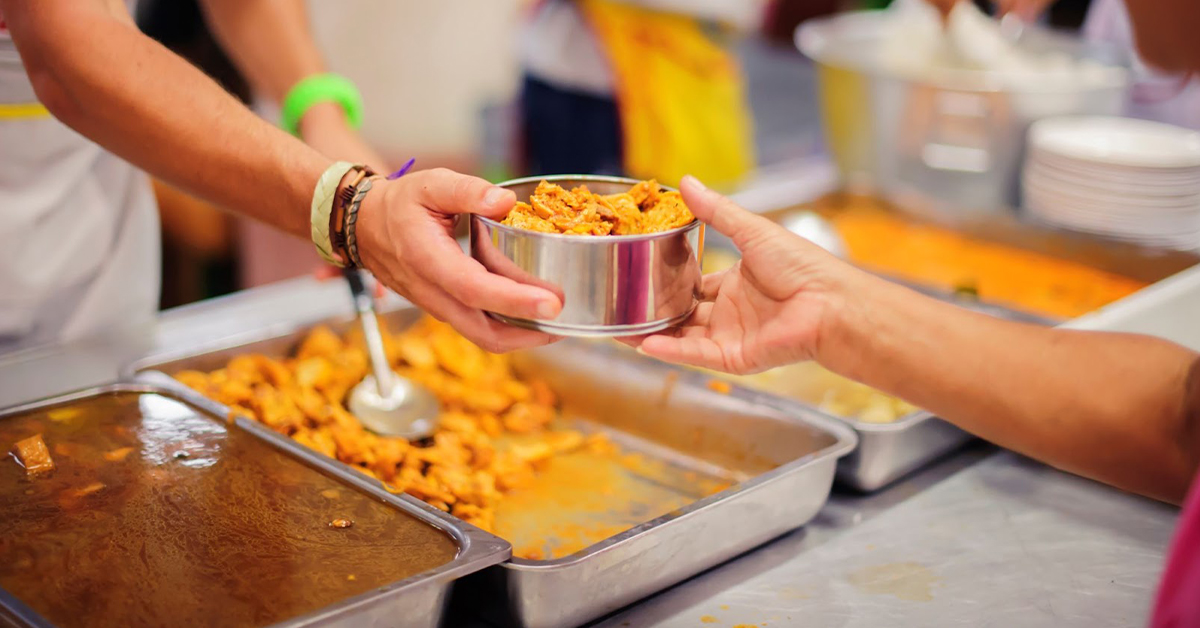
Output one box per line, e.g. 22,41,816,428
130,306,858,628
0,380,510,628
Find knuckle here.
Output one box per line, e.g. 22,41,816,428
453,176,479,206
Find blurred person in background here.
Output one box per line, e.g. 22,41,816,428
633,0,1200,623
518,0,768,188
137,0,387,303
931,0,1200,129
0,0,560,354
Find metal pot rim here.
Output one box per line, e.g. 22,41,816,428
795,11,1131,95
478,174,701,242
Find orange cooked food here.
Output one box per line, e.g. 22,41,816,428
828,206,1149,319
501,179,694,235
175,317,612,534
11,434,54,477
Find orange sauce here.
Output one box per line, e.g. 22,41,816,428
829,207,1148,319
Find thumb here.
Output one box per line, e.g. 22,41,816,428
680,175,777,250
414,168,516,219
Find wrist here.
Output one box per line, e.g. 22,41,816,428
298,101,353,140
811,269,898,380
354,178,395,275
280,73,363,137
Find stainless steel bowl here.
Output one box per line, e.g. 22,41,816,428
469,175,704,337
797,11,1131,213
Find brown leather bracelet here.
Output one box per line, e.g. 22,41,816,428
330,166,375,265
344,175,383,269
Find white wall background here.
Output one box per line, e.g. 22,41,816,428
308,0,527,161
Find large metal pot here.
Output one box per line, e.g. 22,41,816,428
796,11,1131,212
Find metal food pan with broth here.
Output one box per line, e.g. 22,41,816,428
130,304,857,628
0,380,510,628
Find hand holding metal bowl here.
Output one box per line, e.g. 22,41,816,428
469,176,704,337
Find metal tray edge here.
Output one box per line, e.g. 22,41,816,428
0,377,512,628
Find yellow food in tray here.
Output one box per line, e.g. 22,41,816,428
501,179,694,236
716,363,919,424
703,248,916,423
175,316,729,557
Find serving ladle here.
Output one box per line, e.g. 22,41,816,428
342,268,440,440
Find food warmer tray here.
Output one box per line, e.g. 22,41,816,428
130,306,858,628
0,380,511,628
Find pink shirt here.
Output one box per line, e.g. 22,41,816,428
1150,475,1200,627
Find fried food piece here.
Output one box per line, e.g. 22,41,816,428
12,434,55,477
598,193,645,235
175,314,599,534
103,447,135,462
627,179,661,208
501,179,694,236
639,190,694,233
504,205,558,234
67,482,106,499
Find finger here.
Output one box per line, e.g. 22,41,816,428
680,175,780,251
416,232,562,321
413,168,516,219
638,335,728,371
621,299,713,347
700,271,726,301
407,276,559,353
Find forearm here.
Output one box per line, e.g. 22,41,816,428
5,1,327,238
199,0,323,104
823,276,1200,503
200,0,384,169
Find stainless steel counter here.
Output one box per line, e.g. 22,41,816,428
592,448,1175,628
0,269,1192,628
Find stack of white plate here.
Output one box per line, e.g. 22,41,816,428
1023,116,1200,251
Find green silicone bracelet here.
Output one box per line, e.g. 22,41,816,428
280,73,363,136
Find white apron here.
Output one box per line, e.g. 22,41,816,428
0,4,159,354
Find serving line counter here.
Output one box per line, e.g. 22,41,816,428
596,262,1200,628
1,265,1192,627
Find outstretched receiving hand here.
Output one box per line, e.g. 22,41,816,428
630,176,867,375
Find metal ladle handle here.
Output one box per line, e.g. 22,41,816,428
343,268,396,397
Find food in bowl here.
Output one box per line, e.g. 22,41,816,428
473,175,704,337
501,179,694,236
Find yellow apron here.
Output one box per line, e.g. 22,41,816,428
578,0,755,189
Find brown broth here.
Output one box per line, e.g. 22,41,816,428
0,392,459,628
